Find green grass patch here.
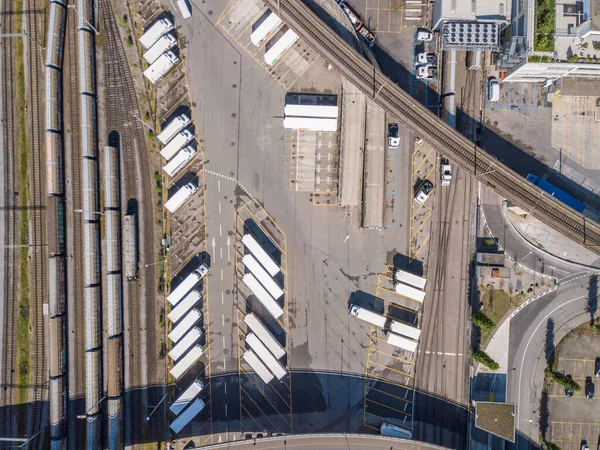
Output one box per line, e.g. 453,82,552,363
478,287,511,341
534,0,555,51
528,55,553,63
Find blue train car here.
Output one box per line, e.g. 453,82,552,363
526,174,585,213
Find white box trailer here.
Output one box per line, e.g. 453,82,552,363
168,309,202,343
170,379,204,415
381,422,413,439
168,290,201,323
164,182,197,214
250,11,283,46
242,234,280,276
349,304,387,328
283,117,338,132
284,104,339,118
170,397,205,434
243,350,274,384
394,268,427,290
169,345,204,380
389,320,421,341
394,282,426,303
264,29,298,65
160,129,194,161
167,263,208,305
244,313,285,359
168,327,203,361
158,113,191,145
139,18,174,49
386,332,418,353
163,146,197,177
246,333,287,380
143,33,177,65
242,254,284,300
143,51,178,84
177,0,192,19
242,273,283,319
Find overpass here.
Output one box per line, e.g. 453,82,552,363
264,0,600,254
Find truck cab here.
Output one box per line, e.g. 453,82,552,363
388,123,400,148
440,158,452,186
416,64,437,80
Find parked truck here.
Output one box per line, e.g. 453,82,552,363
170,397,205,433
264,29,299,65
244,313,285,359
139,18,174,49
169,345,204,380
143,33,177,65
242,273,284,319
246,333,287,380
337,0,375,47
143,51,178,84
158,113,191,145
250,11,283,46
164,182,198,214
348,304,387,328
170,379,204,415
393,268,426,290
242,254,284,300
168,309,202,343
440,157,452,187
243,350,274,384
393,282,426,303
163,146,197,177
386,332,418,353
242,234,280,276
168,290,201,323
167,263,208,305
160,129,194,161
389,320,421,341
168,327,203,361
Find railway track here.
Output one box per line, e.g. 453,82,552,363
1,0,18,440
264,0,600,254
24,0,48,442
98,0,157,444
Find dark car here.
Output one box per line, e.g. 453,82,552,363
595,358,600,377
586,376,595,399
414,180,434,204
565,375,574,397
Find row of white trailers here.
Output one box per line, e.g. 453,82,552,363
240,234,288,384
250,10,299,66
139,18,181,84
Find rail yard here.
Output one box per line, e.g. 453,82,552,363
0,0,599,448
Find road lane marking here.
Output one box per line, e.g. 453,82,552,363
219,202,222,214
424,351,463,356
222,292,224,304
222,314,225,326
220,246,223,259
218,179,221,192
225,383,227,394
225,404,228,416
224,359,227,370
223,336,226,347
221,269,224,281
220,224,222,237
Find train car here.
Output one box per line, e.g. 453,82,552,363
526,173,586,214
46,1,66,69
48,256,66,317
85,286,102,351
83,223,100,286
86,413,102,449
79,30,96,96
107,335,123,398
77,0,94,33
123,214,138,280
82,156,99,222
86,349,102,413
46,131,64,196
49,315,67,378
105,210,121,274
80,95,98,158
106,273,123,337
107,397,123,450
45,67,62,132
49,376,67,439
48,196,66,256
103,146,120,210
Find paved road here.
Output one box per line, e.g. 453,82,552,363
508,274,595,441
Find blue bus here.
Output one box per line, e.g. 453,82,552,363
526,174,585,213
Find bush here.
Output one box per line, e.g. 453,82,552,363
482,237,497,247
473,311,496,330
534,0,556,51
544,441,561,450
594,41,600,51
529,55,553,62
471,348,500,370
544,367,581,391
568,54,579,63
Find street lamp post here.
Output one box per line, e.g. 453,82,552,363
146,392,169,421
0,32,43,48
132,113,155,133
68,4,100,35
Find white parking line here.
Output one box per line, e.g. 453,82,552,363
220,224,222,236
218,179,221,192
222,336,226,347
221,292,224,304
220,269,224,281
219,202,222,214
220,246,223,259
222,314,225,326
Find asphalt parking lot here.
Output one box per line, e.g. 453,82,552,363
548,330,600,450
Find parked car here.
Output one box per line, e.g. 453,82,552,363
586,376,595,399
582,444,589,450
388,123,400,147
595,357,600,377
416,29,433,41
414,180,434,204
440,158,452,187
565,375,574,397
488,78,500,102
416,52,438,65
416,64,437,80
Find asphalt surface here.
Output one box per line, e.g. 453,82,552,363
508,274,597,441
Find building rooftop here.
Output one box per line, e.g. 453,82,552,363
432,0,510,29
475,402,516,442
558,76,600,95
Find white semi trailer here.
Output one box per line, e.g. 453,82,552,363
242,273,283,319
386,333,418,353
166,263,208,305
168,309,201,343
168,290,201,323
170,397,205,434
348,304,387,328
169,345,204,379
143,33,177,64
242,234,280,276
243,350,274,384
157,113,191,145
143,51,178,84
164,182,197,214
170,379,204,415
393,282,426,303
168,327,203,361
389,320,421,341
244,313,285,359
242,254,284,300
160,129,194,161
394,268,427,289
163,146,197,177
139,18,174,49
250,12,282,46
245,333,287,380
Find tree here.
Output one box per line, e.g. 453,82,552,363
471,348,500,370
472,311,496,331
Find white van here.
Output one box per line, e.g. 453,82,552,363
488,78,500,102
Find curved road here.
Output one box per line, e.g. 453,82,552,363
508,278,594,441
